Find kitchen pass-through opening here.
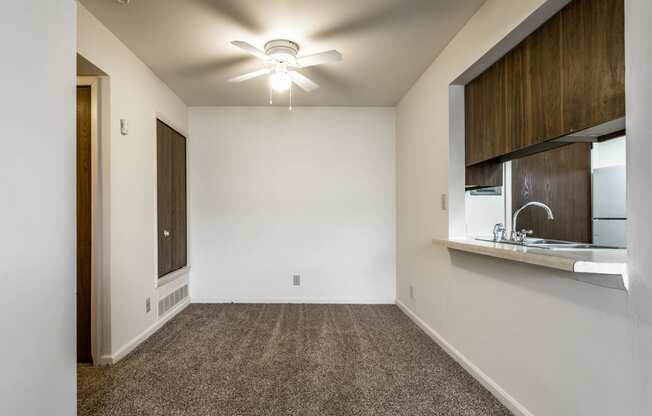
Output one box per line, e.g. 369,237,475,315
465,135,627,248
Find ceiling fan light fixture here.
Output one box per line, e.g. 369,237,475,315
264,39,299,64
270,70,292,92
229,39,342,96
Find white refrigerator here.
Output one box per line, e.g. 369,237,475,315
592,165,626,247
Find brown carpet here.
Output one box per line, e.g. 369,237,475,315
78,304,512,416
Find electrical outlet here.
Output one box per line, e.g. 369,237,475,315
441,193,448,211
409,285,414,299
145,297,151,313
293,275,301,286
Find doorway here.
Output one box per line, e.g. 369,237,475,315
77,85,92,363
76,53,108,365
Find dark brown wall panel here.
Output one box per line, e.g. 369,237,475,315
511,143,592,243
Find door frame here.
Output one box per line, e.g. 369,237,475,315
153,112,190,290
77,76,106,365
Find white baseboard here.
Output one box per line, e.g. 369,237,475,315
396,299,533,416
99,297,191,365
192,297,395,304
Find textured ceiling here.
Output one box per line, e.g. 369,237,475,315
79,0,485,106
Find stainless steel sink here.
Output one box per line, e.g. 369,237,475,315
476,237,621,250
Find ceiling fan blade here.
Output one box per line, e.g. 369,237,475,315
231,41,271,61
228,68,272,83
296,50,342,68
289,71,319,92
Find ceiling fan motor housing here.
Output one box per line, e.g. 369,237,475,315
264,39,300,63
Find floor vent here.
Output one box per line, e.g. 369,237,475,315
158,285,188,317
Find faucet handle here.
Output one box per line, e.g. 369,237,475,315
512,229,534,243
492,223,505,241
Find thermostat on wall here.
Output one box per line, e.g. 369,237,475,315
120,119,129,135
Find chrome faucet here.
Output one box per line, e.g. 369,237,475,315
511,201,554,242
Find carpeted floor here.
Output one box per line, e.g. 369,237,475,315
78,304,512,416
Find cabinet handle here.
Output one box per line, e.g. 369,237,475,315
163,230,170,237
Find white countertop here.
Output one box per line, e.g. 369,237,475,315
433,238,627,290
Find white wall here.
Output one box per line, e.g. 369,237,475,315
625,1,652,414
189,107,396,303
77,4,189,362
0,1,76,414
465,191,505,237
396,1,636,415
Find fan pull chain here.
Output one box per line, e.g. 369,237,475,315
269,84,273,105
289,84,293,111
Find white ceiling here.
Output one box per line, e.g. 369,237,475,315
79,0,485,106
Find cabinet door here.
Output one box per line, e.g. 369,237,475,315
465,77,481,165
523,12,564,145
157,120,173,276
504,44,526,151
466,160,503,189
561,0,625,133
465,59,507,165
170,130,187,271
157,120,187,278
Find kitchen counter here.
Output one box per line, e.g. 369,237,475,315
433,238,627,290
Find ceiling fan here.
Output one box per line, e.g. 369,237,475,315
228,39,343,103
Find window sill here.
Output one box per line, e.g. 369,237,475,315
157,266,190,288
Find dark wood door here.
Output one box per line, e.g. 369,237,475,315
76,86,92,363
561,0,625,133
511,143,592,243
157,120,187,277
171,130,187,271
157,121,173,276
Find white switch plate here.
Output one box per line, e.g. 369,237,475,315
120,119,129,135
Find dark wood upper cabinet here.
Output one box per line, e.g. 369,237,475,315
504,44,526,152
561,0,625,133
465,0,624,179
523,13,564,146
466,160,503,189
157,120,187,278
465,59,507,165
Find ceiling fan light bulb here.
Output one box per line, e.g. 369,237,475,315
270,72,291,92
271,52,293,63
